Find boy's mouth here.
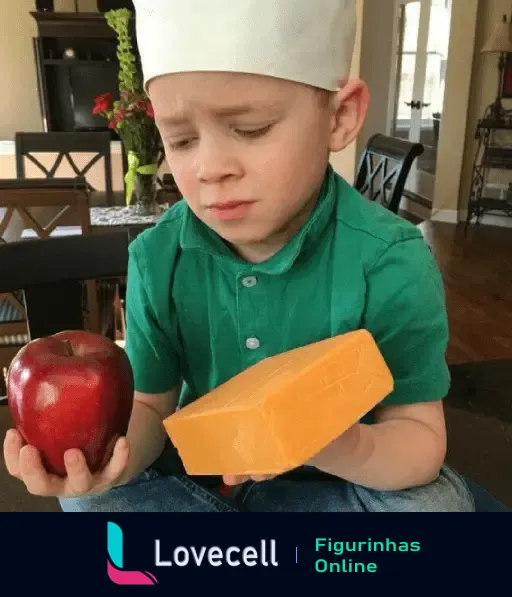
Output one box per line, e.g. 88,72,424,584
209,200,253,209
207,201,256,221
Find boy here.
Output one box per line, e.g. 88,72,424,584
4,0,474,512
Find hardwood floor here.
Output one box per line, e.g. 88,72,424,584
417,220,512,365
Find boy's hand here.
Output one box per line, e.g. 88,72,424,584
222,425,363,486
3,428,130,498
222,474,277,486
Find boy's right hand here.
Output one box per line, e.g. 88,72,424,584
3,428,130,498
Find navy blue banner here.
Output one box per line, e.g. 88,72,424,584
0,514,509,590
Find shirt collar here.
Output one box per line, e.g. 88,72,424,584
179,164,337,274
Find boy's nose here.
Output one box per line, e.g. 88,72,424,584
196,139,243,183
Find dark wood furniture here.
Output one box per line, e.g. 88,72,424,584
97,0,134,10
35,0,54,12
30,11,132,135
466,107,512,230
355,133,424,214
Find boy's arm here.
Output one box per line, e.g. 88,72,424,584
124,235,182,395
309,400,447,490
117,235,184,484
310,234,450,490
115,385,180,486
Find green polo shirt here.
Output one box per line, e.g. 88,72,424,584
124,164,450,420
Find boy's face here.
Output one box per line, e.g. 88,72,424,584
149,71,367,260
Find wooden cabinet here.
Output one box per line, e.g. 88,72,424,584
97,1,134,11
30,11,135,136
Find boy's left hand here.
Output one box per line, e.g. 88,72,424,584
222,424,362,486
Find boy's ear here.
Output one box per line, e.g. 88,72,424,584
328,80,370,152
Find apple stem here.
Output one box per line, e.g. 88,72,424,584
62,340,74,357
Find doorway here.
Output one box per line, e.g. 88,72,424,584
388,0,453,202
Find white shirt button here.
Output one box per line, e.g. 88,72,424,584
246,337,260,350
242,276,257,288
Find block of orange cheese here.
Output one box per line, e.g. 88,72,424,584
163,329,394,476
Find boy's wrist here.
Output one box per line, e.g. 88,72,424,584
308,423,374,477
112,401,169,487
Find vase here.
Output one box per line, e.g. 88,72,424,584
132,172,161,216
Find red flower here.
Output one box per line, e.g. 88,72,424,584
108,109,127,129
146,102,154,119
93,92,114,115
120,90,134,102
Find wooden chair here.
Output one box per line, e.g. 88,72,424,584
0,232,132,395
15,131,124,207
156,173,183,206
0,232,130,337
0,177,92,239
0,178,100,382
354,133,424,214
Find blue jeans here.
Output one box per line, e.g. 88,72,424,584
59,463,476,513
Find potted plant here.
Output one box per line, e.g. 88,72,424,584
92,8,162,215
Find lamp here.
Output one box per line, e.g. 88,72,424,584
481,13,512,118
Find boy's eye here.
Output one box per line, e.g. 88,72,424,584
235,124,273,138
166,124,273,150
167,138,195,151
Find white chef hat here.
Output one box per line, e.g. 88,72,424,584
132,0,357,92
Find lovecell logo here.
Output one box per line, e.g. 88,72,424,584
107,522,158,585
107,521,279,584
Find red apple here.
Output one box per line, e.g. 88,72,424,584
7,330,134,477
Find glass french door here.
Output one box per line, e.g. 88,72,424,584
390,0,452,201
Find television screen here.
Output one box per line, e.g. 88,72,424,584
97,1,134,11
70,64,119,132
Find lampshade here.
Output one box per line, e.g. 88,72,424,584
482,14,512,53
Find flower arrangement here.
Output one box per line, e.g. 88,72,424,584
92,8,161,209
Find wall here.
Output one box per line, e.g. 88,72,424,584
430,0,479,217
356,0,395,160
458,0,512,216
78,0,99,10
1,0,44,140
329,0,364,183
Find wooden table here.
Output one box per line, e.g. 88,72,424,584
18,204,169,241
89,204,169,239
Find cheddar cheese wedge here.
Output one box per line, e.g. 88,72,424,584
163,329,394,476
